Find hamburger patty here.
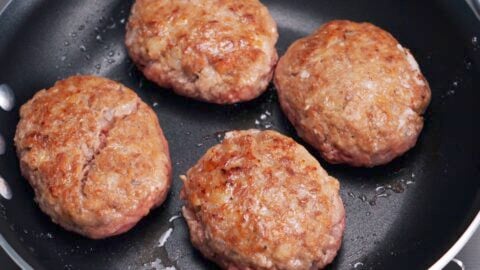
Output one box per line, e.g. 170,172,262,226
125,0,278,104
274,20,431,167
14,75,172,239
181,130,345,269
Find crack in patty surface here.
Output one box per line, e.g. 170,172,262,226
15,75,171,239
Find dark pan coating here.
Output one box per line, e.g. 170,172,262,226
181,130,345,269
1,1,479,270
274,20,431,167
14,75,172,239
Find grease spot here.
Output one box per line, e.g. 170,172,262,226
472,36,478,47
142,258,176,270
158,228,173,247
353,262,364,269
254,110,273,129
168,215,181,222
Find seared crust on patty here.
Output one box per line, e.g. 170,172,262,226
181,130,345,269
125,0,278,104
274,20,431,167
14,75,172,239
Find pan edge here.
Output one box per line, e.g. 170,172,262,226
429,211,480,270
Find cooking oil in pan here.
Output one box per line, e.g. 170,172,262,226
142,214,183,269
142,258,176,270
158,214,182,247
353,261,365,269
472,36,479,50
158,228,173,248
168,215,181,222
254,110,274,129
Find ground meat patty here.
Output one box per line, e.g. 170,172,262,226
181,130,345,270
125,0,278,104
274,20,431,167
14,75,172,239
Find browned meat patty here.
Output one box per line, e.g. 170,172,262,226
125,0,278,104
14,75,172,239
274,20,431,167
181,130,345,270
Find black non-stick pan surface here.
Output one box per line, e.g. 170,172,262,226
0,0,479,269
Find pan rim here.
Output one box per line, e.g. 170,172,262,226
428,210,480,270
0,233,33,270
0,0,12,16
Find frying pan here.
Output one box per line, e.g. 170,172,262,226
0,0,479,269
